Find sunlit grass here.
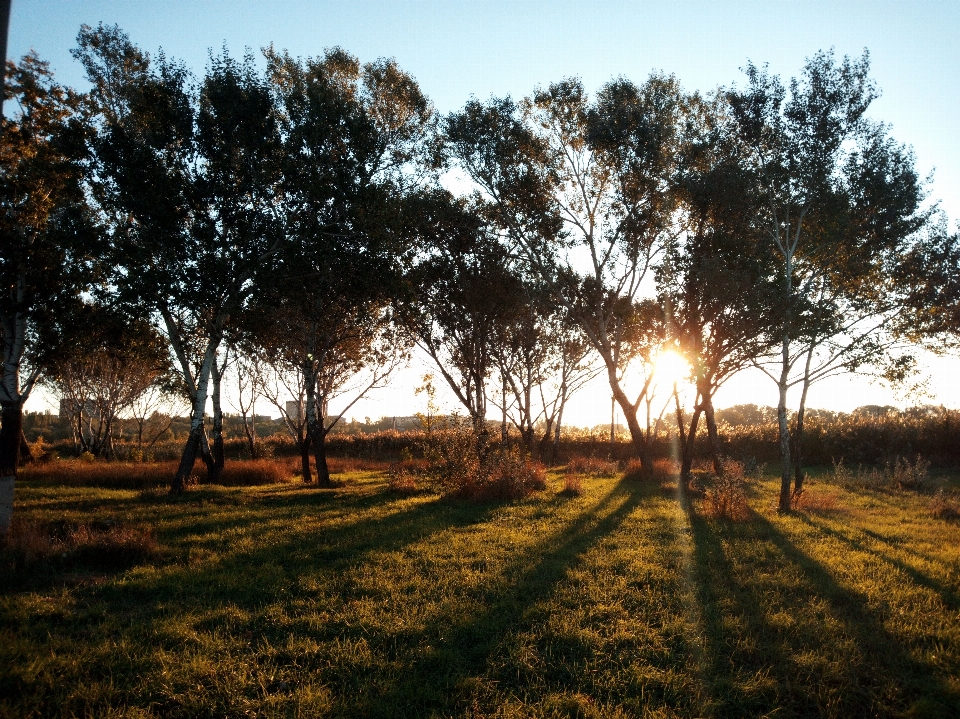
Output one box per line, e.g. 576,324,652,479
2,467,959,717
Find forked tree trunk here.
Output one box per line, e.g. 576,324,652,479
776,375,792,513
607,367,652,474
793,347,815,497
172,352,216,494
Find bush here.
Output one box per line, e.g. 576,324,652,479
560,471,583,497
386,463,418,495
451,448,546,502
930,490,960,521
702,459,750,521
567,455,619,478
0,517,158,581
830,455,931,492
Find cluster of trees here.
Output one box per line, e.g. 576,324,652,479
3,24,958,534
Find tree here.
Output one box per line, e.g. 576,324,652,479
445,75,684,472
728,50,930,510
45,304,170,458
408,192,521,458
0,53,94,534
257,48,430,486
75,25,284,492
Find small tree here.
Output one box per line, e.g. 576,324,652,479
46,305,170,458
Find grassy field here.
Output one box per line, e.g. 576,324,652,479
2,465,960,718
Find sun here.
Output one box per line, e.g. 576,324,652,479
654,349,690,387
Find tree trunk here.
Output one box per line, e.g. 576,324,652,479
0,400,22,536
172,353,215,493
792,346,815,497
299,429,312,484
793,374,812,497
210,360,224,483
18,428,31,466
702,392,723,476
608,367,651,473
312,422,332,488
679,406,703,489
776,379,792,513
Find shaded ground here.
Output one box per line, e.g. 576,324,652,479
2,469,959,718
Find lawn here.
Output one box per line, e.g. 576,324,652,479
2,466,959,718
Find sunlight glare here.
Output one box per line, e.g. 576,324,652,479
655,349,690,387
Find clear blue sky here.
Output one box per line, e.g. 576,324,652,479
11,0,960,418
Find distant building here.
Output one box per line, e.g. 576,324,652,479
285,401,301,421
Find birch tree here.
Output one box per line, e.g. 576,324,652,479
75,25,283,492
728,50,929,510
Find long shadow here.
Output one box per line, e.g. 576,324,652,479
350,477,651,717
796,513,960,613
686,511,817,717
689,509,960,717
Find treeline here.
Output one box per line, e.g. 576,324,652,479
3,23,960,529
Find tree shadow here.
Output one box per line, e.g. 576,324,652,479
688,508,960,717
349,477,649,717
795,513,960,612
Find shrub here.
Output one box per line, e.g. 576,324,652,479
830,455,931,492
567,455,619,478
930,490,960,521
702,459,750,521
386,464,418,495
560,471,583,497
452,449,546,502
0,517,158,581
624,457,677,482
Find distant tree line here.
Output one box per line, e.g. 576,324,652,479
3,24,959,533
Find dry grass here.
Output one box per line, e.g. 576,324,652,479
792,487,845,512
566,455,619,478
1,517,157,580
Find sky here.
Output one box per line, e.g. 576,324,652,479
10,0,960,424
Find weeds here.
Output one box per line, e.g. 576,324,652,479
566,455,619,478
830,455,932,492
1,517,157,583
702,459,750,521
930,489,960,521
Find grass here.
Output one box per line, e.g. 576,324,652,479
2,464,960,717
